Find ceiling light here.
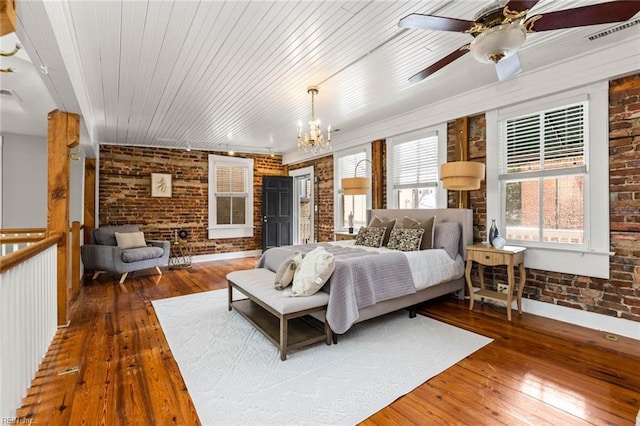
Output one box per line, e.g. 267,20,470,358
470,22,526,64
297,86,331,154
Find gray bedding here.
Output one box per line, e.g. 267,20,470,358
257,243,416,334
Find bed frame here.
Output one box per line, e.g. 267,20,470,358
351,208,473,324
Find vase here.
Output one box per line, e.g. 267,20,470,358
489,219,500,245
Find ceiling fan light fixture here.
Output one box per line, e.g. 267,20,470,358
470,22,526,64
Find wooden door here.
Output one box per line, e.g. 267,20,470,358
262,176,293,251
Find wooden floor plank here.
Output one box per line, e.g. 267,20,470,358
16,258,640,425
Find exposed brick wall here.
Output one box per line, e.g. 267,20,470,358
450,74,640,323
288,155,334,242
99,145,285,255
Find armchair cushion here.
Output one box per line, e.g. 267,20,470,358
122,247,164,263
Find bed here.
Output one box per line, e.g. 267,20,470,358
257,208,473,335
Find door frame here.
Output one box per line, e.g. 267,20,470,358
289,166,315,244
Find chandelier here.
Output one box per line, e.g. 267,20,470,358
297,86,331,154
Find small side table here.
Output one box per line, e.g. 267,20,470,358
465,244,526,321
169,240,192,269
334,231,357,241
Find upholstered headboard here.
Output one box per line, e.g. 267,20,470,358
366,209,474,259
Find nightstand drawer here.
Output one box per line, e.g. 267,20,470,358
334,232,357,241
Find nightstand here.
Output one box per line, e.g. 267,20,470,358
334,231,357,241
465,244,526,321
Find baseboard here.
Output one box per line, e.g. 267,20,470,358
471,291,639,340
520,298,639,341
192,250,262,263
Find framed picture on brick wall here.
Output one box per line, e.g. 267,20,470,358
151,173,172,197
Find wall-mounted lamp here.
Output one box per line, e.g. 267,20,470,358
341,158,372,195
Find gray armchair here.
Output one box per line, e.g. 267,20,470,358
81,225,170,283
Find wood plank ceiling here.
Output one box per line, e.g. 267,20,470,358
10,0,640,156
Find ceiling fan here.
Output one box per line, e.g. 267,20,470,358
399,0,640,82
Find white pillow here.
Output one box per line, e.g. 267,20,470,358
114,231,147,249
291,247,335,297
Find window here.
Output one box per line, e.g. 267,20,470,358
208,155,253,239
386,126,447,209
486,82,610,279
499,102,587,246
334,148,369,231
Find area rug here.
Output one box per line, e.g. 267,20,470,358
152,289,492,425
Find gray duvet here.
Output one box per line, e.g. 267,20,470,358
257,243,416,334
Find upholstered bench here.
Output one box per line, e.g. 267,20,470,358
227,268,331,360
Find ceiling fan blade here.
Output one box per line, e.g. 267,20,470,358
409,46,469,83
504,1,541,13
495,54,522,81
398,13,475,32
530,1,640,32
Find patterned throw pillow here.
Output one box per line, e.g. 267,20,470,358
354,227,385,248
368,216,397,246
402,216,436,250
386,228,425,252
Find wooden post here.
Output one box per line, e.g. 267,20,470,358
0,0,16,36
371,139,384,209
83,158,96,243
47,109,79,326
71,221,81,296
453,117,470,209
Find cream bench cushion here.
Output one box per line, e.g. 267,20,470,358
227,269,329,314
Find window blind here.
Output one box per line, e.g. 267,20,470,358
391,136,438,189
337,151,367,180
502,102,586,175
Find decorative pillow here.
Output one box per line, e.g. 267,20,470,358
368,216,397,246
354,226,385,248
114,231,147,250
291,247,335,297
274,253,302,290
402,216,436,250
386,228,425,252
434,222,461,260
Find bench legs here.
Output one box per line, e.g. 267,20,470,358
280,317,288,361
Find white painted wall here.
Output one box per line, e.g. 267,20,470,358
1,133,47,228
1,132,85,229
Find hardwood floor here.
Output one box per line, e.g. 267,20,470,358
17,258,639,425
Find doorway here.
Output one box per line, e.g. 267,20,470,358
289,166,314,245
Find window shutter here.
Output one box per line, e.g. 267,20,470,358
392,136,438,189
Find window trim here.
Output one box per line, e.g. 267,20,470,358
498,99,589,250
486,82,610,279
385,124,448,209
333,145,371,232
208,154,254,239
